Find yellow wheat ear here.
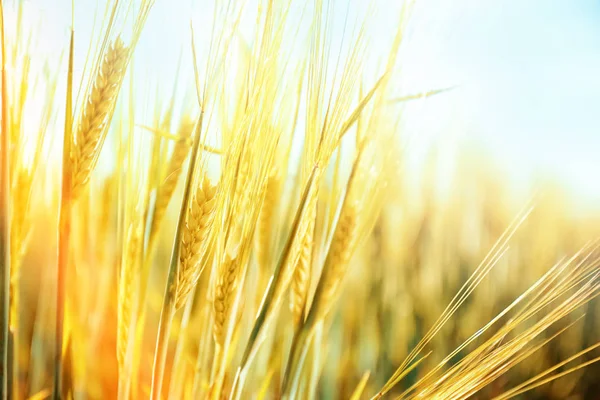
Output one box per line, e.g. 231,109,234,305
174,174,217,309
290,215,315,327
116,220,143,368
213,249,242,347
71,38,128,199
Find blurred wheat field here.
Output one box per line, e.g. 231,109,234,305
0,0,599,399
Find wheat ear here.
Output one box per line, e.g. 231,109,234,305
171,174,217,309
282,204,358,397
211,150,252,349
116,221,143,369
316,204,358,319
213,251,241,346
290,217,315,326
71,38,128,198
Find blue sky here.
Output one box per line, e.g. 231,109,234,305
16,0,600,205
403,0,600,204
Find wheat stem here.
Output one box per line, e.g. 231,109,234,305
0,1,11,396
230,166,320,400
283,196,361,396
127,119,195,393
166,292,195,400
52,28,74,400
150,113,203,400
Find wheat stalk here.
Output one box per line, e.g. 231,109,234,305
71,38,128,199
0,1,11,395
230,166,321,400
125,117,194,396
282,203,359,396
53,26,75,398
282,138,378,396
395,248,600,400
5,25,52,396
150,112,204,400
172,174,217,309
372,206,535,399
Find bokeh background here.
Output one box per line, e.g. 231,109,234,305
5,0,600,398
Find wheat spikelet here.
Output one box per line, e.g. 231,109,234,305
117,221,143,368
172,175,217,309
213,251,241,346
71,38,128,198
255,170,282,273
149,118,194,245
290,217,314,326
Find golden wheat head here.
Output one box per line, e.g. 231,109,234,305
172,174,217,309
213,250,242,346
117,220,144,368
290,217,315,326
72,38,128,198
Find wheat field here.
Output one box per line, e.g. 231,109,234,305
0,0,599,399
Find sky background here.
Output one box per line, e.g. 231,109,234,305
12,0,600,207
403,0,600,206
